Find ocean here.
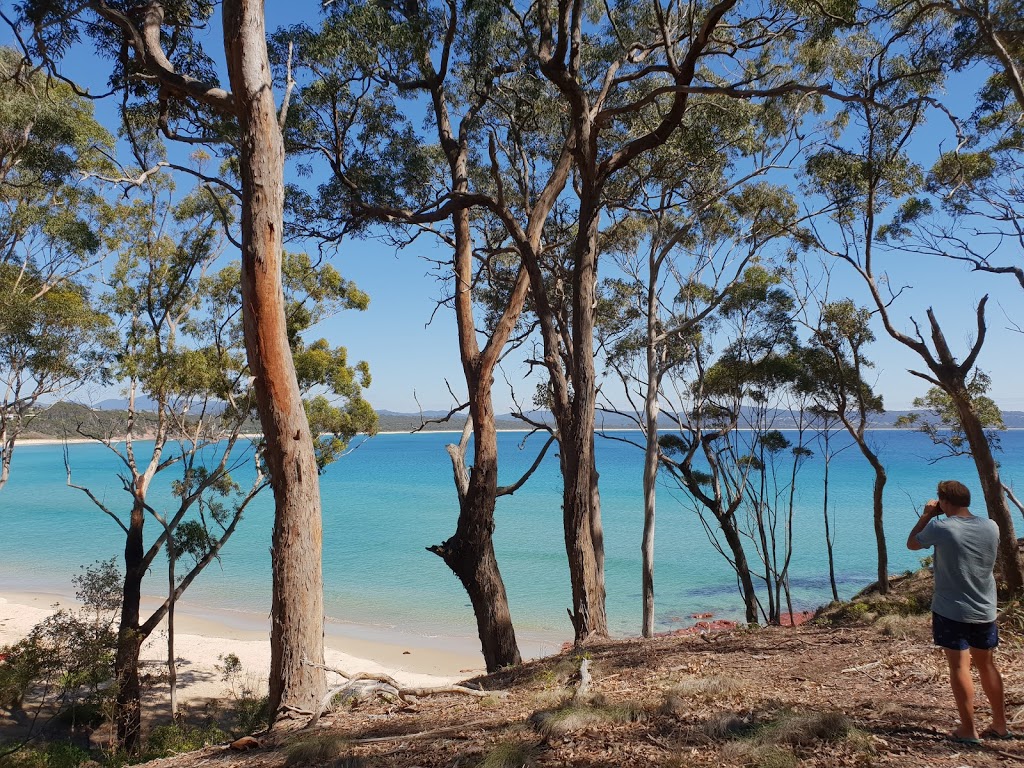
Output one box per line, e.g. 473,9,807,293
2,429,1022,645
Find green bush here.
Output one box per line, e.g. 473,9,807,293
143,722,228,758
228,694,270,736
0,741,92,768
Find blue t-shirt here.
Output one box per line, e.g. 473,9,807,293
916,514,999,623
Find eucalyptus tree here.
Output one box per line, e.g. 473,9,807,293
0,47,113,491
598,166,809,635
498,0,861,643
803,35,1024,593
799,299,890,593
895,377,1023,520
277,1,563,671
16,0,345,717
877,0,1024,298
878,12,1024,299
658,265,802,623
283,0,859,643
65,179,373,751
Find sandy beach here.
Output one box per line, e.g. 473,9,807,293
0,590,486,707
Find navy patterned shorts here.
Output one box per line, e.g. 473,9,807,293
932,611,999,651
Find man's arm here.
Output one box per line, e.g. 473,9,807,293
907,500,941,551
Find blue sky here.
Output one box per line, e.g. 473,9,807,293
7,4,1023,416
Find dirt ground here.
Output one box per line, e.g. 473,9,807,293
128,573,1024,768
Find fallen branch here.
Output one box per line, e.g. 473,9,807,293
354,718,493,744
300,658,506,727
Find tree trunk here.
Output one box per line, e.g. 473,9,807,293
562,436,608,643
719,513,759,624
0,433,12,493
114,500,146,752
641,372,660,638
433,403,522,671
429,424,521,670
821,445,839,602
864,451,888,594
167,538,177,720
563,204,608,644
957,397,1023,594
427,201,522,670
222,0,326,717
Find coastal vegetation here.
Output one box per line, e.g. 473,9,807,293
0,0,1022,760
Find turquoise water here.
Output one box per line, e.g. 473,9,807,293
2,430,1022,643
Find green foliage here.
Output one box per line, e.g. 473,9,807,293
895,372,1004,457
143,722,228,759
214,653,270,735
720,743,797,768
800,300,883,425
0,600,118,719
282,250,378,469
0,740,92,768
73,558,121,615
0,48,118,476
0,561,120,713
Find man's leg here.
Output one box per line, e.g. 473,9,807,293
944,648,978,739
969,647,1008,736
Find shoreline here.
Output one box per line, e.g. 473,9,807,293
0,589,487,706
18,426,1024,446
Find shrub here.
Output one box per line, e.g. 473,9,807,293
144,722,228,757
0,741,92,768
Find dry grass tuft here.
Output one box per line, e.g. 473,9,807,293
531,658,579,687
876,614,930,641
720,741,798,768
284,734,353,766
476,739,539,768
759,710,853,746
662,674,745,715
527,688,569,710
529,700,644,737
675,711,754,743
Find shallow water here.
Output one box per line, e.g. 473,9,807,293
2,429,1021,644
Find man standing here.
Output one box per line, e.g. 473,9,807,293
907,480,1010,743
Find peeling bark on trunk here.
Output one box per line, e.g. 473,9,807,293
0,435,12,493
222,0,326,717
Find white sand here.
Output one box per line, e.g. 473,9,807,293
0,591,486,706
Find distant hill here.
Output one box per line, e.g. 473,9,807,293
587,408,1024,430
18,402,1024,440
